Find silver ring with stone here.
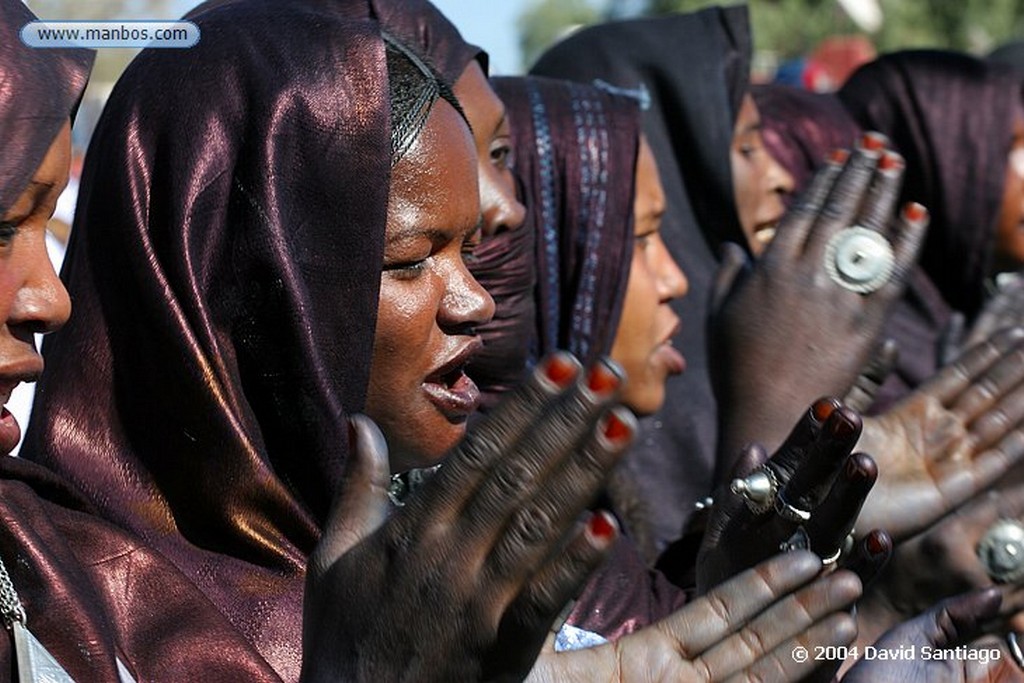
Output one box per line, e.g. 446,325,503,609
774,491,813,523
824,226,896,294
730,465,779,516
977,519,1024,583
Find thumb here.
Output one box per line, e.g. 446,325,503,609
310,414,391,580
710,242,750,316
940,311,967,366
882,588,1002,651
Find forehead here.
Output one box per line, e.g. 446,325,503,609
454,61,504,133
387,100,479,231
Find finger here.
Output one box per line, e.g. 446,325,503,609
722,613,857,683
457,359,623,542
951,338,1024,424
876,201,930,301
768,149,847,257
492,512,618,680
802,132,888,261
697,570,861,679
842,529,892,589
843,339,898,413
781,406,862,511
853,150,904,235
412,352,587,521
965,380,1024,455
653,550,823,657
937,428,1024,510
309,415,391,580
882,588,1002,650
805,453,877,558
965,276,1024,350
732,442,770,479
766,398,841,484
711,242,751,316
924,327,1024,405
941,311,968,366
484,408,636,582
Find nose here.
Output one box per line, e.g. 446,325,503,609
480,168,526,237
10,235,71,336
767,153,795,197
439,259,495,333
656,240,688,302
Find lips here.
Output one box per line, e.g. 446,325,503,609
655,319,686,376
753,223,778,247
422,338,483,422
0,361,43,456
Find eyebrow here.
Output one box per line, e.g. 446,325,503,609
738,121,763,136
387,216,484,246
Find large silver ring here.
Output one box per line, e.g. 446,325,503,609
775,491,813,523
825,226,895,294
730,465,779,516
977,519,1024,583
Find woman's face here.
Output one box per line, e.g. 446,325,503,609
454,61,526,237
0,122,72,454
364,101,494,473
994,106,1024,272
609,136,688,416
731,94,794,255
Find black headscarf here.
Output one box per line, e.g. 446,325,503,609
23,0,396,676
839,51,1021,409
530,6,752,550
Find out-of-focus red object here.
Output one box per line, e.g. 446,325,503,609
803,35,876,91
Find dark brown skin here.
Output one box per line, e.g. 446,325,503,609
711,134,928,480
302,354,636,683
698,398,887,593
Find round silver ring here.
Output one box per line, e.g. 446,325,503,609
775,491,813,523
730,465,779,516
825,226,895,294
977,519,1024,583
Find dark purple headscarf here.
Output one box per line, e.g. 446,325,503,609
530,6,752,551
839,51,1021,409
23,0,392,676
489,75,687,640
751,83,862,201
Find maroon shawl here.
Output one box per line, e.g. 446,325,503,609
22,0,391,677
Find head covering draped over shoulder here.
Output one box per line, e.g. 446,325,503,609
839,50,1021,317
23,0,396,675
0,0,93,215
371,0,486,84
0,3,279,681
751,84,862,200
530,6,752,550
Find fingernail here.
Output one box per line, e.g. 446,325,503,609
878,151,903,171
588,511,618,541
543,353,578,388
844,456,860,479
866,531,888,556
587,360,621,395
860,132,887,152
811,397,839,423
829,148,850,164
828,409,859,439
903,202,927,223
602,410,634,443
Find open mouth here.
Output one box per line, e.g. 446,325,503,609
422,340,483,422
753,223,778,247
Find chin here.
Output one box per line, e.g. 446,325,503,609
622,383,665,418
388,419,467,473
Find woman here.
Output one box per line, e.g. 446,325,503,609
839,50,1024,408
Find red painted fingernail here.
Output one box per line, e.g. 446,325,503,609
587,361,620,395
829,410,859,439
829,148,850,164
861,132,886,152
588,511,618,540
866,531,888,556
543,354,577,388
602,411,633,443
812,398,838,423
903,202,927,223
878,151,903,171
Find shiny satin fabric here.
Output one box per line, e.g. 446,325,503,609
0,0,93,216
23,0,390,677
839,51,1019,409
751,84,862,203
370,0,486,84
530,6,752,552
